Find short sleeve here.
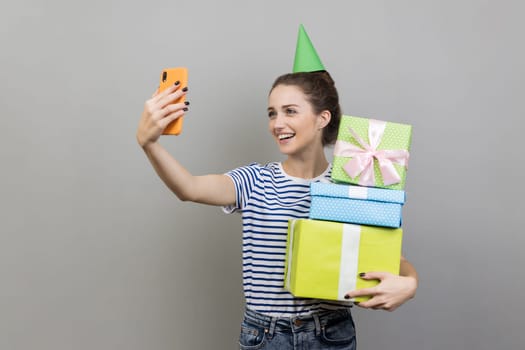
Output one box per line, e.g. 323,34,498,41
221,163,262,214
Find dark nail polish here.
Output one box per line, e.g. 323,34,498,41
344,295,350,299
184,101,190,106
359,272,366,277
183,107,188,112
174,80,180,86
182,87,188,92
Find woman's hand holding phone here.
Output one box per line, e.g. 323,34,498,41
136,68,189,148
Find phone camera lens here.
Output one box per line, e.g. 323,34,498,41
162,71,167,82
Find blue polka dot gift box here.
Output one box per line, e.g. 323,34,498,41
332,115,412,190
309,182,405,228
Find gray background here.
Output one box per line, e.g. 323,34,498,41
1,0,524,349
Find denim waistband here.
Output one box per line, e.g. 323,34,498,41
243,307,352,338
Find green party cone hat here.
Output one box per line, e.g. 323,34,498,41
293,24,326,73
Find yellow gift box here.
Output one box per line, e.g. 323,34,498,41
284,219,403,302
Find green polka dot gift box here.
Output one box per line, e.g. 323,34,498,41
310,182,405,228
332,115,412,190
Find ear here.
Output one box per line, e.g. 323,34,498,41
317,110,331,130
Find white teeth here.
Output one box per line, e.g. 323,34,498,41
278,133,295,140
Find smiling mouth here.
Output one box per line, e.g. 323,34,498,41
278,133,295,140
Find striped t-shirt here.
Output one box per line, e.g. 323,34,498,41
223,162,352,317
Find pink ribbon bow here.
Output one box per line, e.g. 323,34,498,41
333,119,409,187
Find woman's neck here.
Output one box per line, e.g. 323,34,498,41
282,150,329,179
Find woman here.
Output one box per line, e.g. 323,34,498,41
136,70,418,349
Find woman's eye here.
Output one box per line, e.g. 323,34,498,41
285,108,296,115
268,111,276,118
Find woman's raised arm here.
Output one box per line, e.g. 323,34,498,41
137,83,235,206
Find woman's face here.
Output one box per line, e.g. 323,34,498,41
267,84,327,157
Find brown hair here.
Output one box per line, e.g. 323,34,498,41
270,71,341,146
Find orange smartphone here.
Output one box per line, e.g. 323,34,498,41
159,67,188,135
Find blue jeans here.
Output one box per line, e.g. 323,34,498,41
238,308,356,350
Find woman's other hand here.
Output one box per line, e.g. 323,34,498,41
345,271,417,312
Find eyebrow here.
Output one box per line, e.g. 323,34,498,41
267,104,300,111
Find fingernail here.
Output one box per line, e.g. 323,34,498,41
182,87,188,92
183,107,189,112
174,81,180,86
344,295,350,299
359,272,366,277
184,101,190,106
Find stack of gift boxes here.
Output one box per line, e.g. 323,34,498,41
284,115,412,302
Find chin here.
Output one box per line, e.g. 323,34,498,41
275,140,292,152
